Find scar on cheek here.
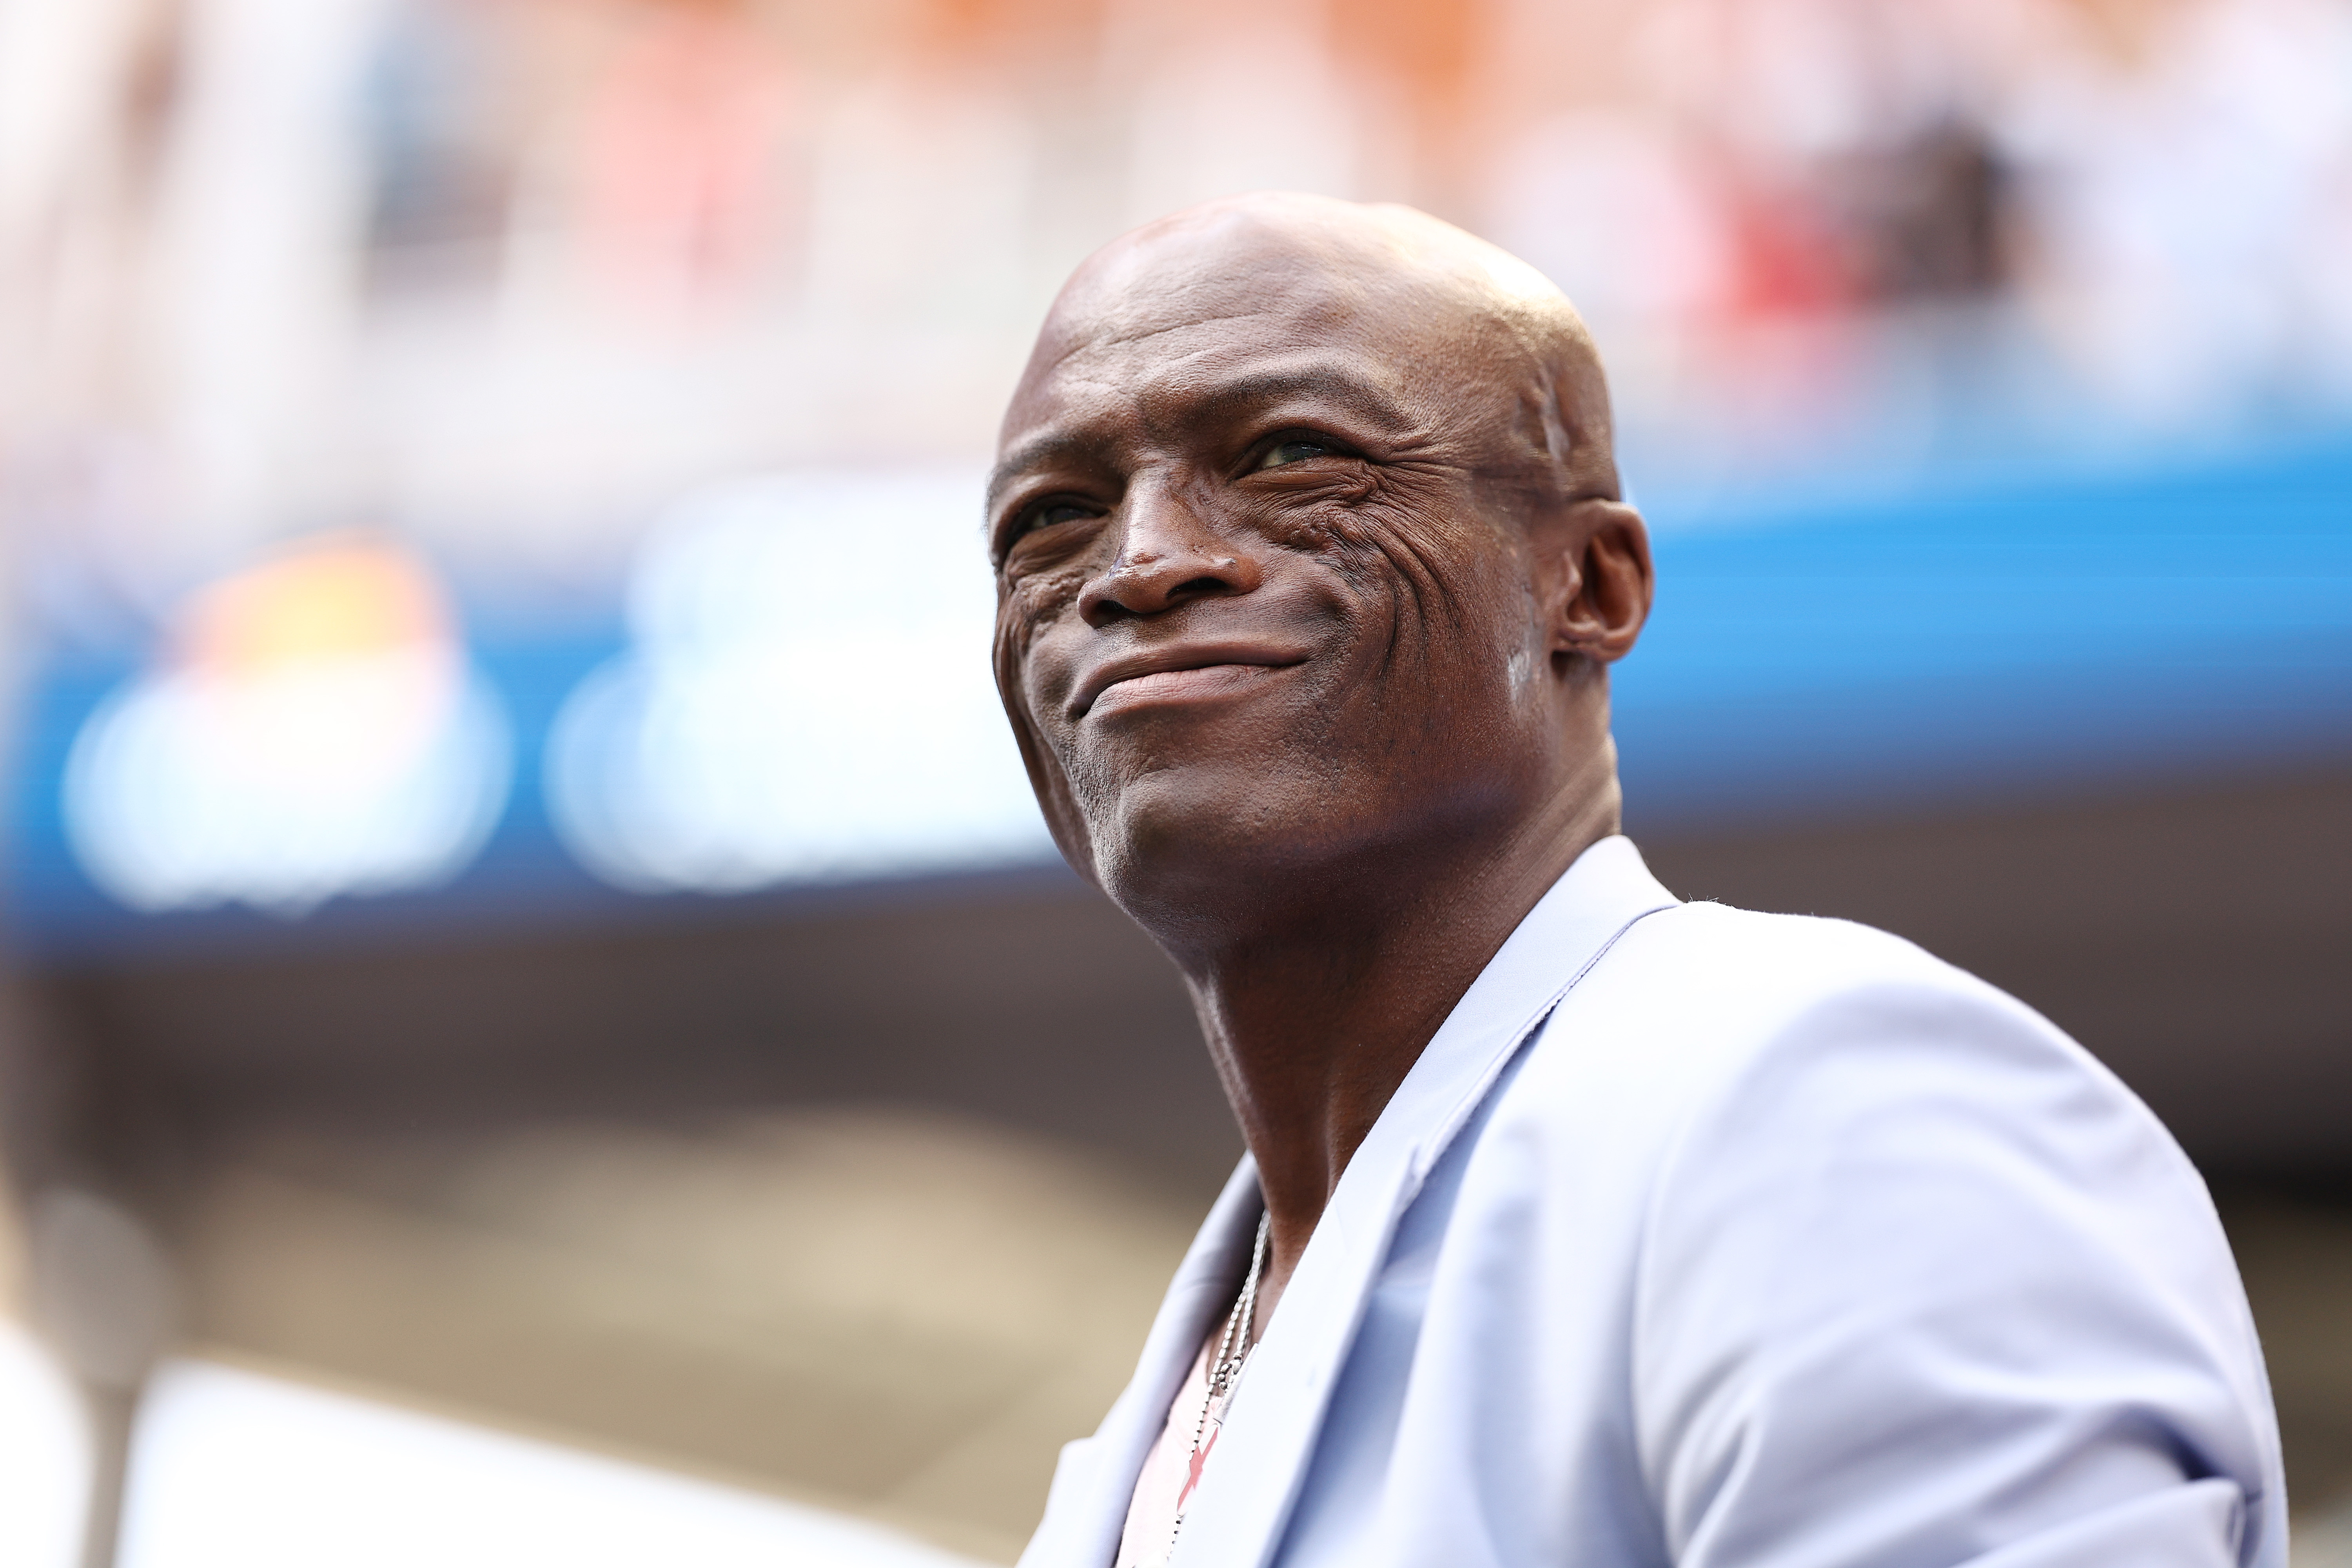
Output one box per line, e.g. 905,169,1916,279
1011,570,1089,618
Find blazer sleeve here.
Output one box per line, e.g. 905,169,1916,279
1630,971,2287,1568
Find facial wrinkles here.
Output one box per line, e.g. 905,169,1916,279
1235,452,1515,809
1339,373,1537,694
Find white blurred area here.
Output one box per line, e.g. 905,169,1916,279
0,1321,88,1568
119,1359,986,1568
1,1181,91,1568
548,472,1049,894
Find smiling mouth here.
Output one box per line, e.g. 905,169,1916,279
1077,659,1300,718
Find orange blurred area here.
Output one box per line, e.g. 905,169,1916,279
170,539,453,674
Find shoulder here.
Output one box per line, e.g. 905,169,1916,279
1440,897,2282,1564
1601,898,2010,1018
1572,909,2285,1566
1534,899,2127,1127
1564,899,2132,1107
1499,897,2221,1306
1563,899,2193,1209
1566,906,2262,1447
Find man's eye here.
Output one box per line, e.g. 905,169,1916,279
1015,501,1093,540
1256,437,1335,470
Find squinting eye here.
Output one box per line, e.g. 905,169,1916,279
1014,501,1093,541
1257,438,1334,470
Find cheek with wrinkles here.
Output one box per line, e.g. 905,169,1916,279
995,610,1099,812
996,571,1087,694
993,597,1063,741
990,612,1031,702
991,631,1044,774
992,605,1100,866
1275,481,1506,679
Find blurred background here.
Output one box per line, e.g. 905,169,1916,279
0,0,2347,1563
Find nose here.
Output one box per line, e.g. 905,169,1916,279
1077,482,1264,628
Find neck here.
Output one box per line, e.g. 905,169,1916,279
1160,755,1624,1332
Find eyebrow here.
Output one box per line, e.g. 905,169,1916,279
1156,359,1414,436
986,357,1415,508
987,432,1100,511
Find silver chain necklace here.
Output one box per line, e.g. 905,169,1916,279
1172,1209,1272,1557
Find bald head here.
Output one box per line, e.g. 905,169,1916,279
987,192,1651,936
1002,192,1622,519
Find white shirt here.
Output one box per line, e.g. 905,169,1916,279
1019,836,2288,1568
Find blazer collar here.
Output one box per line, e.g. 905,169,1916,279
1173,834,1678,1568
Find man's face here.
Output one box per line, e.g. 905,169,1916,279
989,224,1579,915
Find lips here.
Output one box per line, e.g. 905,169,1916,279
1069,641,1308,717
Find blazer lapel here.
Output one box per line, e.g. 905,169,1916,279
1168,836,1679,1568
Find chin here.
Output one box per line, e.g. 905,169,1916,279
1080,758,1390,926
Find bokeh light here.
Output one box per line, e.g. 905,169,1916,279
61,538,511,915
546,472,1048,894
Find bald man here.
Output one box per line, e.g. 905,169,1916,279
986,194,2285,1568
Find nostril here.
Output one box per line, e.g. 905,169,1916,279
1078,550,1254,627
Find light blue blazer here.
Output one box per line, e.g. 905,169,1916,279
1018,837,2288,1568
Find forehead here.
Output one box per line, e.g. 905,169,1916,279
998,226,1485,456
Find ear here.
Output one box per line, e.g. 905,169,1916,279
1537,499,1653,668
